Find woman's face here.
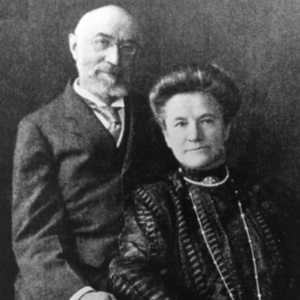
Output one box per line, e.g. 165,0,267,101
162,92,231,170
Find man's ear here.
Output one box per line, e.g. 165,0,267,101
69,33,78,61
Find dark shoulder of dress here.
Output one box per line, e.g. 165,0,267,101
224,168,300,299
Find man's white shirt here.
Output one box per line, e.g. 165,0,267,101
73,78,125,147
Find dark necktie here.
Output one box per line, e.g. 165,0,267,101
95,106,122,143
84,99,122,143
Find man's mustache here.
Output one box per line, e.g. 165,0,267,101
95,63,121,76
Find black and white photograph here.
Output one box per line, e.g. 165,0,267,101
1,1,300,300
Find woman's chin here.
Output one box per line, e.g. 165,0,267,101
182,156,224,171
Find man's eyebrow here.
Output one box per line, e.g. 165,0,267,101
95,33,138,44
122,39,139,44
95,33,113,39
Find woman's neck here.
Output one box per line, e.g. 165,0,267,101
180,163,228,183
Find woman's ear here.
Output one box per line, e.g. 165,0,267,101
162,129,172,149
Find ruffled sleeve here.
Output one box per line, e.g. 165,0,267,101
109,185,182,300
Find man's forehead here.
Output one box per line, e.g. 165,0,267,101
75,6,140,41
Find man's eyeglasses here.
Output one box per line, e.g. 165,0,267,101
94,38,139,56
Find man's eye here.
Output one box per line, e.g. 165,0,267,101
120,43,137,55
95,39,110,48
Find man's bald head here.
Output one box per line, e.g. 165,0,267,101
74,5,140,43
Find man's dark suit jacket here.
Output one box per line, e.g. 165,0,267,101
12,82,169,300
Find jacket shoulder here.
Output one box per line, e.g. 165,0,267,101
19,94,65,128
230,168,299,230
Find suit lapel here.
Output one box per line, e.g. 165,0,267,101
60,83,142,172
121,94,136,175
62,82,116,150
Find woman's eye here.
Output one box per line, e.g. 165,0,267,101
201,119,214,124
175,121,187,127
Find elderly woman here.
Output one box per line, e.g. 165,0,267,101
109,66,297,300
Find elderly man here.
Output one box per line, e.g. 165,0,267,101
12,5,167,300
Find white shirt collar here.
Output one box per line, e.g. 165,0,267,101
73,78,124,108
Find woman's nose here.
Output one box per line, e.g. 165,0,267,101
187,123,203,141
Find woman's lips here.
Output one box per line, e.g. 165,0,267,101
186,146,208,152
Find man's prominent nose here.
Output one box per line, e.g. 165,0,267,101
187,122,203,141
105,44,119,66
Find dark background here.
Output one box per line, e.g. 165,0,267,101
1,0,300,299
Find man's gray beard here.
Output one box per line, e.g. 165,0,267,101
85,72,129,99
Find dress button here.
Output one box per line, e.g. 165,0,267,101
160,269,168,275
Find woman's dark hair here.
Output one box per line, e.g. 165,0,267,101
149,64,241,128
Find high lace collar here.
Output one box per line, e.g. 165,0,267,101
180,164,228,183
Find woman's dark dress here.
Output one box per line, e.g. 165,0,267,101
109,168,299,300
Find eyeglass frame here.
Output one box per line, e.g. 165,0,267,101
92,34,140,56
